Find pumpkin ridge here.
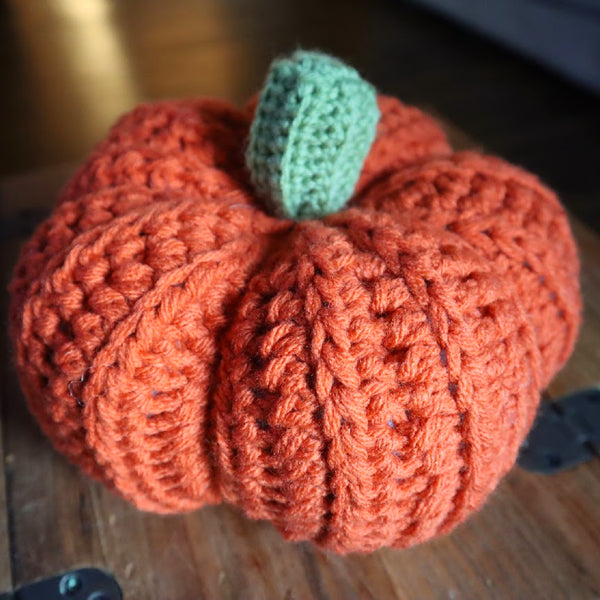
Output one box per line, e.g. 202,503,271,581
358,152,581,385
327,209,541,547
80,203,287,511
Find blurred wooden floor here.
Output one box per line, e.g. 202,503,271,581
1,1,600,599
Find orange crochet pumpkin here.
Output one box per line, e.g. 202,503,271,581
10,51,581,553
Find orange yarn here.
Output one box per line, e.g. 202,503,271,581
9,94,581,553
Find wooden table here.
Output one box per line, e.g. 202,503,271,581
0,120,599,600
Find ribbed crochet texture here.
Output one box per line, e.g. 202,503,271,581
246,51,380,220
10,73,581,552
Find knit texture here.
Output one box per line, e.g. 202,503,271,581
9,76,581,552
246,51,379,220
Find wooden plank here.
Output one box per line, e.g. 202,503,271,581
1,140,599,599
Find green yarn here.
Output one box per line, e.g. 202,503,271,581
246,50,380,220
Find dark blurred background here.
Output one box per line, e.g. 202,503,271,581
0,0,599,228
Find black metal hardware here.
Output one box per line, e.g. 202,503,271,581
0,568,122,600
519,388,600,474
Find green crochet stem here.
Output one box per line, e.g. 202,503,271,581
246,50,380,220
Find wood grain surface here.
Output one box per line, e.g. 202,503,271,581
1,120,599,600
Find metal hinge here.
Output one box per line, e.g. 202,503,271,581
518,388,600,474
0,568,122,600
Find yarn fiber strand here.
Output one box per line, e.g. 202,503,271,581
9,52,581,554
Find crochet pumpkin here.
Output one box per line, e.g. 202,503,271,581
10,51,581,553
